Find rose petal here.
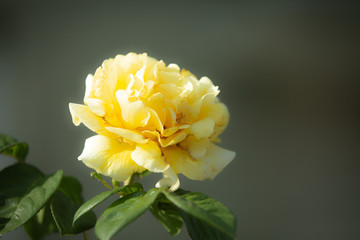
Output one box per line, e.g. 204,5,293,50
163,146,208,180
162,127,178,137
131,141,168,173
93,59,118,104
148,109,164,133
158,67,181,84
85,98,106,117
189,118,215,139
198,77,219,97
116,90,150,128
202,144,236,179
164,107,177,129
140,129,187,148
69,103,111,136
164,144,235,180
159,131,187,147
198,101,229,130
180,136,210,160
157,83,182,99
155,167,180,192
147,92,166,124
84,74,95,100
78,135,145,181
106,127,147,144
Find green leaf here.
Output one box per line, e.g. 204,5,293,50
50,190,96,235
0,164,44,199
0,164,44,232
0,197,20,219
50,175,96,235
0,134,28,162
23,203,58,240
95,188,161,240
163,191,237,240
0,218,8,231
73,183,143,225
0,170,63,235
139,170,151,177
58,176,84,204
150,198,183,236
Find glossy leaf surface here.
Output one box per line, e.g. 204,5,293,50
164,191,237,240
95,189,160,240
0,170,63,234
0,134,28,162
50,176,96,235
73,183,143,225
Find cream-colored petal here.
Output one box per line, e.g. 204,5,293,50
180,136,210,160
145,61,165,83
199,101,229,128
69,103,110,136
161,125,191,137
143,56,159,78
106,127,147,144
131,141,168,173
84,74,95,100
180,75,198,101
142,80,155,100
92,59,118,104
201,144,236,179
69,103,82,126
163,146,208,180
120,53,146,75
178,78,194,99
159,131,187,147
167,63,180,71
125,74,136,93
198,77,219,97
178,92,217,123
155,167,180,192
135,66,146,82
78,135,145,182
158,68,181,84
157,83,182,99
141,129,187,148
116,90,150,128
141,130,160,141
177,102,195,123
189,118,215,139
85,98,106,117
162,127,179,137
164,107,177,129
164,144,235,180
127,69,145,97
147,109,164,133
147,92,166,124
180,69,197,78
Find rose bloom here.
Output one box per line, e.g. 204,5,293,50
69,53,235,191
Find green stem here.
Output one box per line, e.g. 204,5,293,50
83,231,89,240
112,179,120,188
91,172,113,190
123,171,151,186
123,173,135,186
100,179,113,190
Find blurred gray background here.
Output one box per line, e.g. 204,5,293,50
1,1,359,239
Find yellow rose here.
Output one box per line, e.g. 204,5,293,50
69,53,235,191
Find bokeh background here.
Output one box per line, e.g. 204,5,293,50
1,1,359,239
